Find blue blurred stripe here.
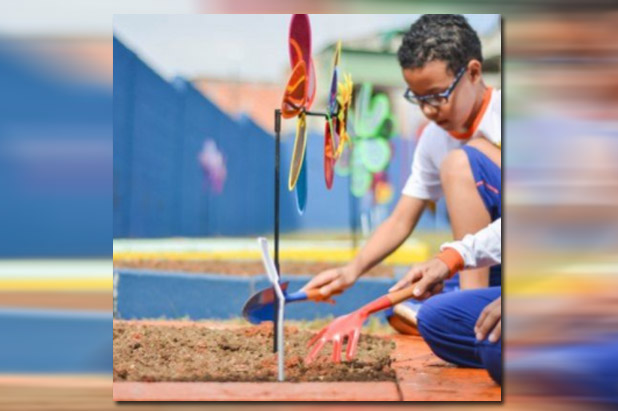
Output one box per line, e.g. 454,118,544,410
0,308,111,373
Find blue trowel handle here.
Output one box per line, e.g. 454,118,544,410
286,288,341,303
285,290,309,303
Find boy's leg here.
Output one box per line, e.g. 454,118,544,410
386,139,501,334
440,139,501,289
417,287,502,384
467,137,501,167
477,338,502,385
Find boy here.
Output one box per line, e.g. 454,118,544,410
302,14,501,331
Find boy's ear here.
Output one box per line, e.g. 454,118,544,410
467,59,483,84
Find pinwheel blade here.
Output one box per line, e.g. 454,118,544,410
288,112,307,190
281,61,307,119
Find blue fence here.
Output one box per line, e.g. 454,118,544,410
0,44,111,257
115,269,399,322
0,308,112,372
113,37,447,238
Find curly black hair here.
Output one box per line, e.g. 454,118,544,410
397,14,483,74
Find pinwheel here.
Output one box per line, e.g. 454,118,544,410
281,14,316,213
283,17,354,201
269,13,357,356
324,41,353,189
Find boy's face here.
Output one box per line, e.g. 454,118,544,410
402,60,480,133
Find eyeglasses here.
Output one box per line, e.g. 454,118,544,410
403,67,466,108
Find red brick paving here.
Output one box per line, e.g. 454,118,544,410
391,335,501,401
113,330,501,401
113,381,401,401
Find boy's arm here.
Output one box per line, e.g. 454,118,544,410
302,195,427,297
390,218,502,296
350,195,427,276
438,217,501,275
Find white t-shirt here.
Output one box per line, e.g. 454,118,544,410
402,88,501,201
441,218,501,269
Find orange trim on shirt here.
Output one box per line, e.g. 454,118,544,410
436,248,465,278
448,87,493,141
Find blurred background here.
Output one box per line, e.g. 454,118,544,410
111,14,498,239
0,0,616,409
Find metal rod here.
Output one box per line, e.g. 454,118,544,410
272,107,325,353
304,110,329,118
273,108,281,353
277,295,285,381
271,108,324,354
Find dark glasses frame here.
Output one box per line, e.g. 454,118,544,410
403,67,466,107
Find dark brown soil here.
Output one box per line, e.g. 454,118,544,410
113,259,394,278
113,322,396,383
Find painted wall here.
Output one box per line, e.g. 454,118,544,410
113,37,447,238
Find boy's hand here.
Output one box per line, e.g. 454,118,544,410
475,297,501,343
301,265,358,298
388,258,449,300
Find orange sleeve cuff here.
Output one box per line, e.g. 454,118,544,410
436,248,465,278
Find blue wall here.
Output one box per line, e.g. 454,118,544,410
113,37,447,238
116,269,398,322
0,308,112,372
0,43,111,257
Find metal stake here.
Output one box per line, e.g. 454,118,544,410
273,109,281,353
272,108,327,353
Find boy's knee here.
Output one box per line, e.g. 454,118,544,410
417,294,481,368
467,138,501,167
417,298,446,356
440,149,472,184
417,294,449,337
416,304,433,337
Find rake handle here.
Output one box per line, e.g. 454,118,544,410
362,286,419,315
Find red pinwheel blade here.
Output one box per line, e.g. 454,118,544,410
324,119,336,189
289,14,314,109
289,14,311,69
306,59,317,110
281,61,307,119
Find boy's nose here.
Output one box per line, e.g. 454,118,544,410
420,102,439,119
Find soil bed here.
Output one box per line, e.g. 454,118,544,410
113,322,395,383
113,259,394,277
